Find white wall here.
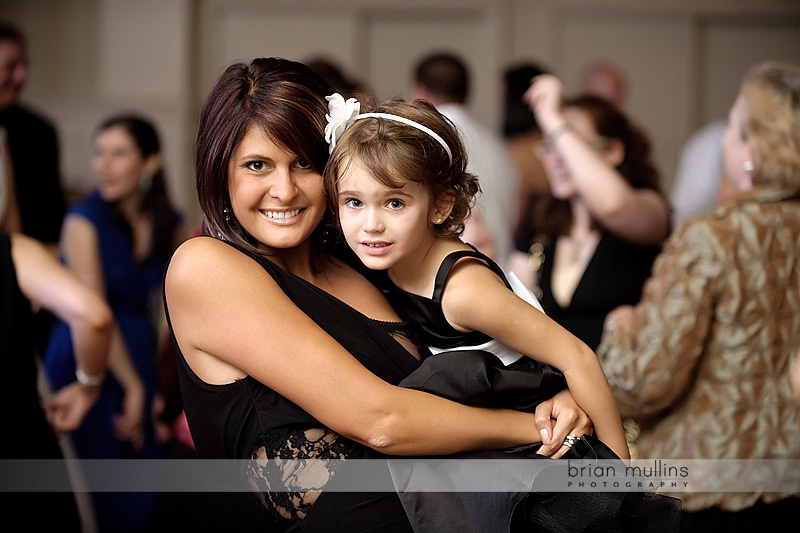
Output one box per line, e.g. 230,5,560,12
4,0,800,227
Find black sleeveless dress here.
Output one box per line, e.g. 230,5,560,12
166,239,681,532
0,233,82,531
166,238,421,532
383,248,568,411
538,231,661,350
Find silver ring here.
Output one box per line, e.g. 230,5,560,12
563,434,580,448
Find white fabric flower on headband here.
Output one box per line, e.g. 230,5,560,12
325,93,361,153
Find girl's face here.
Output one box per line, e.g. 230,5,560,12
537,107,614,200
227,126,326,251
92,125,150,203
721,94,754,193
335,159,437,273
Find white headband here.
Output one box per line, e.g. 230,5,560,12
324,93,453,164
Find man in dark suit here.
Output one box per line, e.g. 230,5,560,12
0,21,66,254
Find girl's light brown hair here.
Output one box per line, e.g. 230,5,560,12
325,98,479,237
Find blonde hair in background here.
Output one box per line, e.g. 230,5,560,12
739,60,800,190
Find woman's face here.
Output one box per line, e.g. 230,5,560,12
537,107,613,200
721,93,755,193
227,126,326,251
92,125,149,203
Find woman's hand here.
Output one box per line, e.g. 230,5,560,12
791,346,800,403
600,305,636,345
113,381,145,451
534,389,593,458
44,382,102,433
524,74,566,134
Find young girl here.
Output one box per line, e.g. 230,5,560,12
324,94,630,461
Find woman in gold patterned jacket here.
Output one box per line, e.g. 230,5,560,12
597,60,800,530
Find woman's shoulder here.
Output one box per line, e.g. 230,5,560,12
167,237,274,288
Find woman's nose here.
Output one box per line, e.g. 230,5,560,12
269,168,299,200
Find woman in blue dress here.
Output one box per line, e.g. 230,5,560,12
43,114,182,532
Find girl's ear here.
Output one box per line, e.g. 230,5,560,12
431,192,455,224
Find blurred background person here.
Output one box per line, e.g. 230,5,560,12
579,59,628,109
598,59,800,531
1,231,111,531
0,21,69,357
501,61,552,244
512,74,669,351
669,118,729,229
307,55,372,103
0,22,66,251
411,51,519,267
42,114,183,533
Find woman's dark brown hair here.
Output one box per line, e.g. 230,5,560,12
96,114,178,258
195,57,334,259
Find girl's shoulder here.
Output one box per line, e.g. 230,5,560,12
435,244,509,290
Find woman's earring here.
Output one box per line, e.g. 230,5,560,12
223,206,231,223
742,160,754,173
139,174,153,191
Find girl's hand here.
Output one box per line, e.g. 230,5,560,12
534,389,593,458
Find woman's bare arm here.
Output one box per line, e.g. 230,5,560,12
59,215,146,444
12,232,112,431
165,237,589,456
525,74,670,246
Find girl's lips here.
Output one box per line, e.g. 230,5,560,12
360,241,392,255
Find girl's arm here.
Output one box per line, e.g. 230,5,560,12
441,259,630,459
11,233,113,431
165,237,590,456
525,74,670,246
60,215,146,445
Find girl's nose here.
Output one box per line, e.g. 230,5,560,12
362,208,384,232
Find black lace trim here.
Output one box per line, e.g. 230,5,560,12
369,318,426,361
246,427,354,522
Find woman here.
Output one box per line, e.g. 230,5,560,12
43,114,183,532
511,75,669,350
164,57,600,533
1,231,111,531
598,60,800,529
